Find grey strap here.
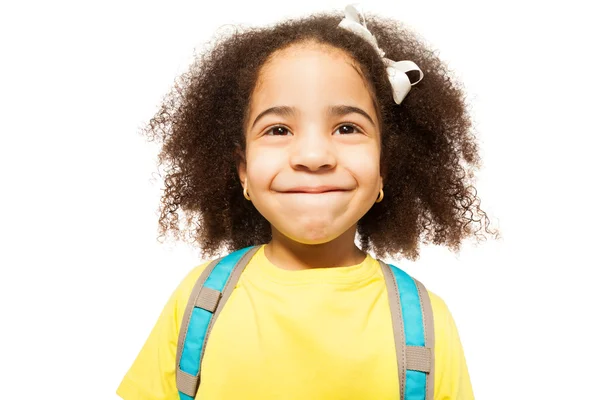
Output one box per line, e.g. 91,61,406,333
414,278,435,400
406,345,431,373
176,370,199,398
202,246,261,352
379,261,406,400
176,246,261,397
195,287,222,313
176,259,221,371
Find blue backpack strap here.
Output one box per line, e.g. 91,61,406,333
380,261,435,400
175,245,260,400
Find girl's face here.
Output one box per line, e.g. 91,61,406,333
239,42,382,245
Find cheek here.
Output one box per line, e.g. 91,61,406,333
245,145,285,187
343,145,381,183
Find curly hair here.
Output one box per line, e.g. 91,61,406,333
142,9,500,261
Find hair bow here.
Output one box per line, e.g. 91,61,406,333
337,4,424,104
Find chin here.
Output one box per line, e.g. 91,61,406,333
285,225,341,245
291,236,335,246
271,213,354,245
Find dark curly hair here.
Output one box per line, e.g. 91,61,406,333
142,9,500,261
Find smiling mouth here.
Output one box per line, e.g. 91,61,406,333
279,186,350,194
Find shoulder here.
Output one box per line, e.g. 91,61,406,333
171,260,214,328
424,289,462,353
175,260,213,296
426,290,453,329
425,289,475,399
116,259,214,400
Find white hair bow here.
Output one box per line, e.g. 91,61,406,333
338,3,424,105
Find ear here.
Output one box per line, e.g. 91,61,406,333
379,156,388,184
235,144,247,188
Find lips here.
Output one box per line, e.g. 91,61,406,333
279,186,350,194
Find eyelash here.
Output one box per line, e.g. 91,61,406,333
264,123,364,136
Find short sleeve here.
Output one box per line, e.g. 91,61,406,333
428,291,475,400
116,262,211,400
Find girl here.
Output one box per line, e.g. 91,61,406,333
117,4,498,400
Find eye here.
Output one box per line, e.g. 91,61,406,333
334,123,363,135
264,125,292,136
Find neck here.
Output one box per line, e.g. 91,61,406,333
264,225,366,271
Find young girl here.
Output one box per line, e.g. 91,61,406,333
117,4,498,399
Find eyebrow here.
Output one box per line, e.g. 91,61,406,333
250,105,376,129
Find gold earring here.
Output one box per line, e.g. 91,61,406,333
376,188,384,203
243,179,251,200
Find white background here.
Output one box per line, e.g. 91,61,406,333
1,0,598,398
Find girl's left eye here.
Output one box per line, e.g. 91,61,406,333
334,124,363,135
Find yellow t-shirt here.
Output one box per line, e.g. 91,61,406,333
117,245,473,400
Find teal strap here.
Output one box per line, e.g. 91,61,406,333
178,246,255,400
389,264,427,400
179,391,194,400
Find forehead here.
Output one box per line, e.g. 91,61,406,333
258,42,365,85
248,42,378,122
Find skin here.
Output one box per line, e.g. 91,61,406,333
238,41,383,271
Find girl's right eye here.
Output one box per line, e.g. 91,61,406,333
264,126,291,136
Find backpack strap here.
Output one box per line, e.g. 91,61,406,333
380,261,435,400
175,245,260,400
175,247,434,400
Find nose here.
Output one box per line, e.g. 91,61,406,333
289,130,337,172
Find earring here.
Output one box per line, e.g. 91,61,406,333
243,179,251,200
375,188,384,203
